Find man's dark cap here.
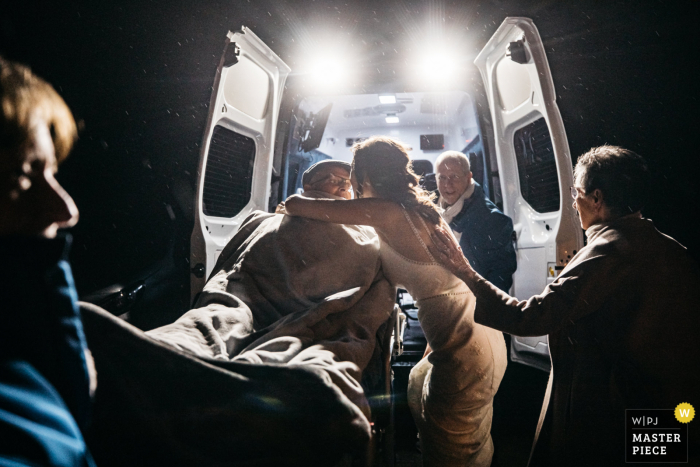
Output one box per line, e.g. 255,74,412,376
302,160,352,186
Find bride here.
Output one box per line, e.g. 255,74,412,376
283,136,507,467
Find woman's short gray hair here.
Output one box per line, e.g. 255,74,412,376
574,145,650,217
435,151,471,175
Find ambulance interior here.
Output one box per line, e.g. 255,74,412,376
192,21,584,377
281,91,494,205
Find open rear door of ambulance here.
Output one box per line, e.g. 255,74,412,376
190,27,290,300
475,18,584,371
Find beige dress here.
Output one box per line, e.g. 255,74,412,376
382,210,507,467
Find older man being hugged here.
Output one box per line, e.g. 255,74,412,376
435,151,516,292
300,159,353,200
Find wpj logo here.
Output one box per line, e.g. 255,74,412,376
626,409,688,463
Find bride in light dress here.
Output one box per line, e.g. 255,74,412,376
282,136,507,467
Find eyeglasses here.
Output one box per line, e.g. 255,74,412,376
570,186,584,199
437,174,464,183
310,172,352,188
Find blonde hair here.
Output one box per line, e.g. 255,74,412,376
351,136,440,224
0,57,77,163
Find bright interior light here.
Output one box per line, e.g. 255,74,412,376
379,94,396,104
309,58,346,88
416,47,460,86
385,115,399,123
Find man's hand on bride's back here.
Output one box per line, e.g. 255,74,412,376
428,227,477,281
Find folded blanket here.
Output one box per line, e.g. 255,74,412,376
147,211,396,419
80,302,371,466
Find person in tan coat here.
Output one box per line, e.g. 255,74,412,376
428,145,700,466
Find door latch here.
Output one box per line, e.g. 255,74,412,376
507,40,528,64
222,42,240,68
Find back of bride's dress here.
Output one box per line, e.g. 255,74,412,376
381,211,507,467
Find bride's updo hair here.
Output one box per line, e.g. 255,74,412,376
351,136,440,224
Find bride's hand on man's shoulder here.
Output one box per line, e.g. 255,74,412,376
428,227,476,280
276,194,304,215
280,194,305,215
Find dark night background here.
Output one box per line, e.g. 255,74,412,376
2,0,699,300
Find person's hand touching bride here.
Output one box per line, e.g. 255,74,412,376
428,227,478,285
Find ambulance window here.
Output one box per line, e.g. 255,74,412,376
223,55,270,119
202,125,256,217
513,117,560,213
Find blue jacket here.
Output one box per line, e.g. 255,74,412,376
0,235,95,467
449,182,517,292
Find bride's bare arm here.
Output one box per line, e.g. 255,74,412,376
284,194,398,229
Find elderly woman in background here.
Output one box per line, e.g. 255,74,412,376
0,57,95,466
429,145,700,467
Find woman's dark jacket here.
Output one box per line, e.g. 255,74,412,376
470,216,700,466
